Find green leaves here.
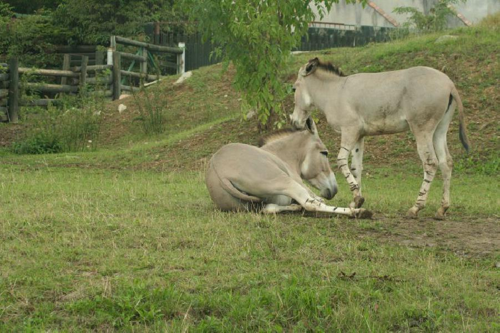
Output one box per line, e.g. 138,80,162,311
393,0,468,33
51,0,179,45
182,0,364,128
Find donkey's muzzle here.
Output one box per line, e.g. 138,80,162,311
291,119,305,130
321,186,338,200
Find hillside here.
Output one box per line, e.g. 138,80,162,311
2,21,500,332
1,22,498,174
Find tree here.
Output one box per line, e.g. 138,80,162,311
182,0,364,129
0,3,71,66
393,0,467,33
3,0,62,14
0,0,183,64
52,0,180,44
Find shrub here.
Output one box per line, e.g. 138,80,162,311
11,96,102,155
478,12,500,29
132,84,168,135
11,131,62,154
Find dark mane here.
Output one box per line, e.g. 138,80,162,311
258,128,298,147
317,60,345,77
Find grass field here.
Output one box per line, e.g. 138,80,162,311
1,21,499,332
1,162,499,331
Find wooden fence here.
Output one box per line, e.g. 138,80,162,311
107,35,185,98
145,22,393,72
0,36,185,122
1,59,19,122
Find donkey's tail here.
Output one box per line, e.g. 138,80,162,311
220,178,262,203
451,86,471,153
210,158,262,203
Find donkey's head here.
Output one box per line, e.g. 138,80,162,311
299,117,338,199
291,57,343,130
261,117,338,200
290,58,319,129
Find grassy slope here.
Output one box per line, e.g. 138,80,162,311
1,24,499,331
1,24,498,173
1,166,498,331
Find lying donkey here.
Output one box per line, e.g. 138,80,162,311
206,118,372,218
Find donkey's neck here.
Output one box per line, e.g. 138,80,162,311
261,135,306,176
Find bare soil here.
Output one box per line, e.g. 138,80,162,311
357,216,500,258
0,123,24,147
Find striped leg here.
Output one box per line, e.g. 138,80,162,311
351,138,365,196
337,134,364,208
303,198,372,218
434,138,452,220
281,179,372,218
433,111,454,220
407,133,438,218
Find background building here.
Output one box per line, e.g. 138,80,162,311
311,0,500,28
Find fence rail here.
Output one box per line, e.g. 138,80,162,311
0,35,185,123
115,36,183,54
19,68,80,77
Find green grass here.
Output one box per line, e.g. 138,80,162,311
1,164,499,331
1,23,499,331
100,65,242,148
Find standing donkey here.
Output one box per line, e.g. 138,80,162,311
290,58,470,219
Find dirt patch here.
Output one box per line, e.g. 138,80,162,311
0,123,24,147
357,216,500,258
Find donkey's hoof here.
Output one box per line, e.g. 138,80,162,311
434,207,448,220
356,208,373,219
350,196,365,209
354,196,365,208
434,213,446,221
406,207,419,219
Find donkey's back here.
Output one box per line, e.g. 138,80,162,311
206,143,294,211
343,66,456,135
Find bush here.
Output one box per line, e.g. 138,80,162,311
132,84,168,135
478,12,500,29
11,131,62,154
11,96,102,155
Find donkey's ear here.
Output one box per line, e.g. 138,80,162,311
305,117,319,136
304,58,320,76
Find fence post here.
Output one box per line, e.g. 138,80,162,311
140,47,148,86
61,54,70,85
154,22,160,44
79,55,89,92
107,48,113,65
177,42,186,75
112,51,121,100
110,35,116,50
108,35,117,68
8,57,19,123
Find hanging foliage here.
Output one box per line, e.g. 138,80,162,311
182,0,365,129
